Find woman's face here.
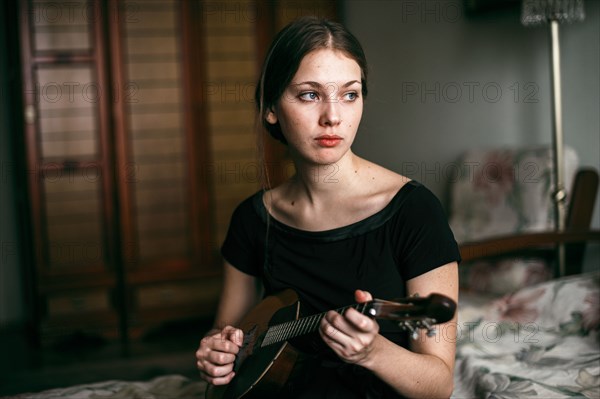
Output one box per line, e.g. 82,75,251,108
266,49,364,166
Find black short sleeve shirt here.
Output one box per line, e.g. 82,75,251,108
220,180,460,398
222,180,459,315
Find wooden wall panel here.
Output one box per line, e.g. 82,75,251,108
121,0,191,262
204,0,260,247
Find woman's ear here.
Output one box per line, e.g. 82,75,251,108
265,108,278,125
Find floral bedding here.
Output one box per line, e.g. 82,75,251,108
453,271,600,399
2,375,206,399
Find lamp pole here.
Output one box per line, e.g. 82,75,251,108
521,0,585,276
549,19,567,275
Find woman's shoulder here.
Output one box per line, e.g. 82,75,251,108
359,159,411,200
339,160,416,226
360,160,445,217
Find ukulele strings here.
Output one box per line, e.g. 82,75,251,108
261,302,370,347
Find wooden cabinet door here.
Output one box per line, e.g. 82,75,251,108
20,0,121,342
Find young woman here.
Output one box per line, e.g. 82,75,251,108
196,16,460,398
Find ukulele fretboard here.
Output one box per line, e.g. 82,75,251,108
260,302,372,347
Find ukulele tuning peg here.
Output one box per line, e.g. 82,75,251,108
398,321,420,340
409,326,419,340
420,319,437,337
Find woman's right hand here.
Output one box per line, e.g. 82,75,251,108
196,325,244,385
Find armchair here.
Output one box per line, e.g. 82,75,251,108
447,146,599,293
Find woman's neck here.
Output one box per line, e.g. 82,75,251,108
264,151,405,231
289,151,365,204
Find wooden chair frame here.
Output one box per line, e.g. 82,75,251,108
459,168,600,276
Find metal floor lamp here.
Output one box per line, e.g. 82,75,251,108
521,0,586,276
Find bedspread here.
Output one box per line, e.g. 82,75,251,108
452,271,600,398
2,375,206,399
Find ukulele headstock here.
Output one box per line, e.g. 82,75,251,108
365,293,456,340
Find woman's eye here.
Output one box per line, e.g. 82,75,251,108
299,92,319,102
344,92,358,101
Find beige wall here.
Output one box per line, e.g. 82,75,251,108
345,0,599,227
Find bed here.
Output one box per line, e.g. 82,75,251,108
452,270,600,398
2,375,207,399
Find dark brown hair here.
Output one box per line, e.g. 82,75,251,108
255,16,368,144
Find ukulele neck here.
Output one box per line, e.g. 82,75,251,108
260,302,373,347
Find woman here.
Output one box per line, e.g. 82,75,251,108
196,16,460,398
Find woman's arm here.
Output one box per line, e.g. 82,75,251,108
320,262,459,398
210,261,263,331
196,261,263,385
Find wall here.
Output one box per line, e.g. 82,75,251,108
344,0,600,230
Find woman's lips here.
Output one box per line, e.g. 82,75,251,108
315,135,342,147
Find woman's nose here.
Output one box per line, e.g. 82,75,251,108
319,100,341,127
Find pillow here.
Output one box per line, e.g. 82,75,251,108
485,271,600,331
459,257,552,296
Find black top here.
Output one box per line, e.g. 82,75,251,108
221,180,461,398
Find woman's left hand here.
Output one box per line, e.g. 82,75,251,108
319,289,380,366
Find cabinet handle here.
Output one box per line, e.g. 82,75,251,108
24,104,35,124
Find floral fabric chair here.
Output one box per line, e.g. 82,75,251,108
448,146,579,294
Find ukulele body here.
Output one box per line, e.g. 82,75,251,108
206,289,309,399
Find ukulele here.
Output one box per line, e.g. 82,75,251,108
205,289,456,399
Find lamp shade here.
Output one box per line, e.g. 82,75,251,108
521,0,585,25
